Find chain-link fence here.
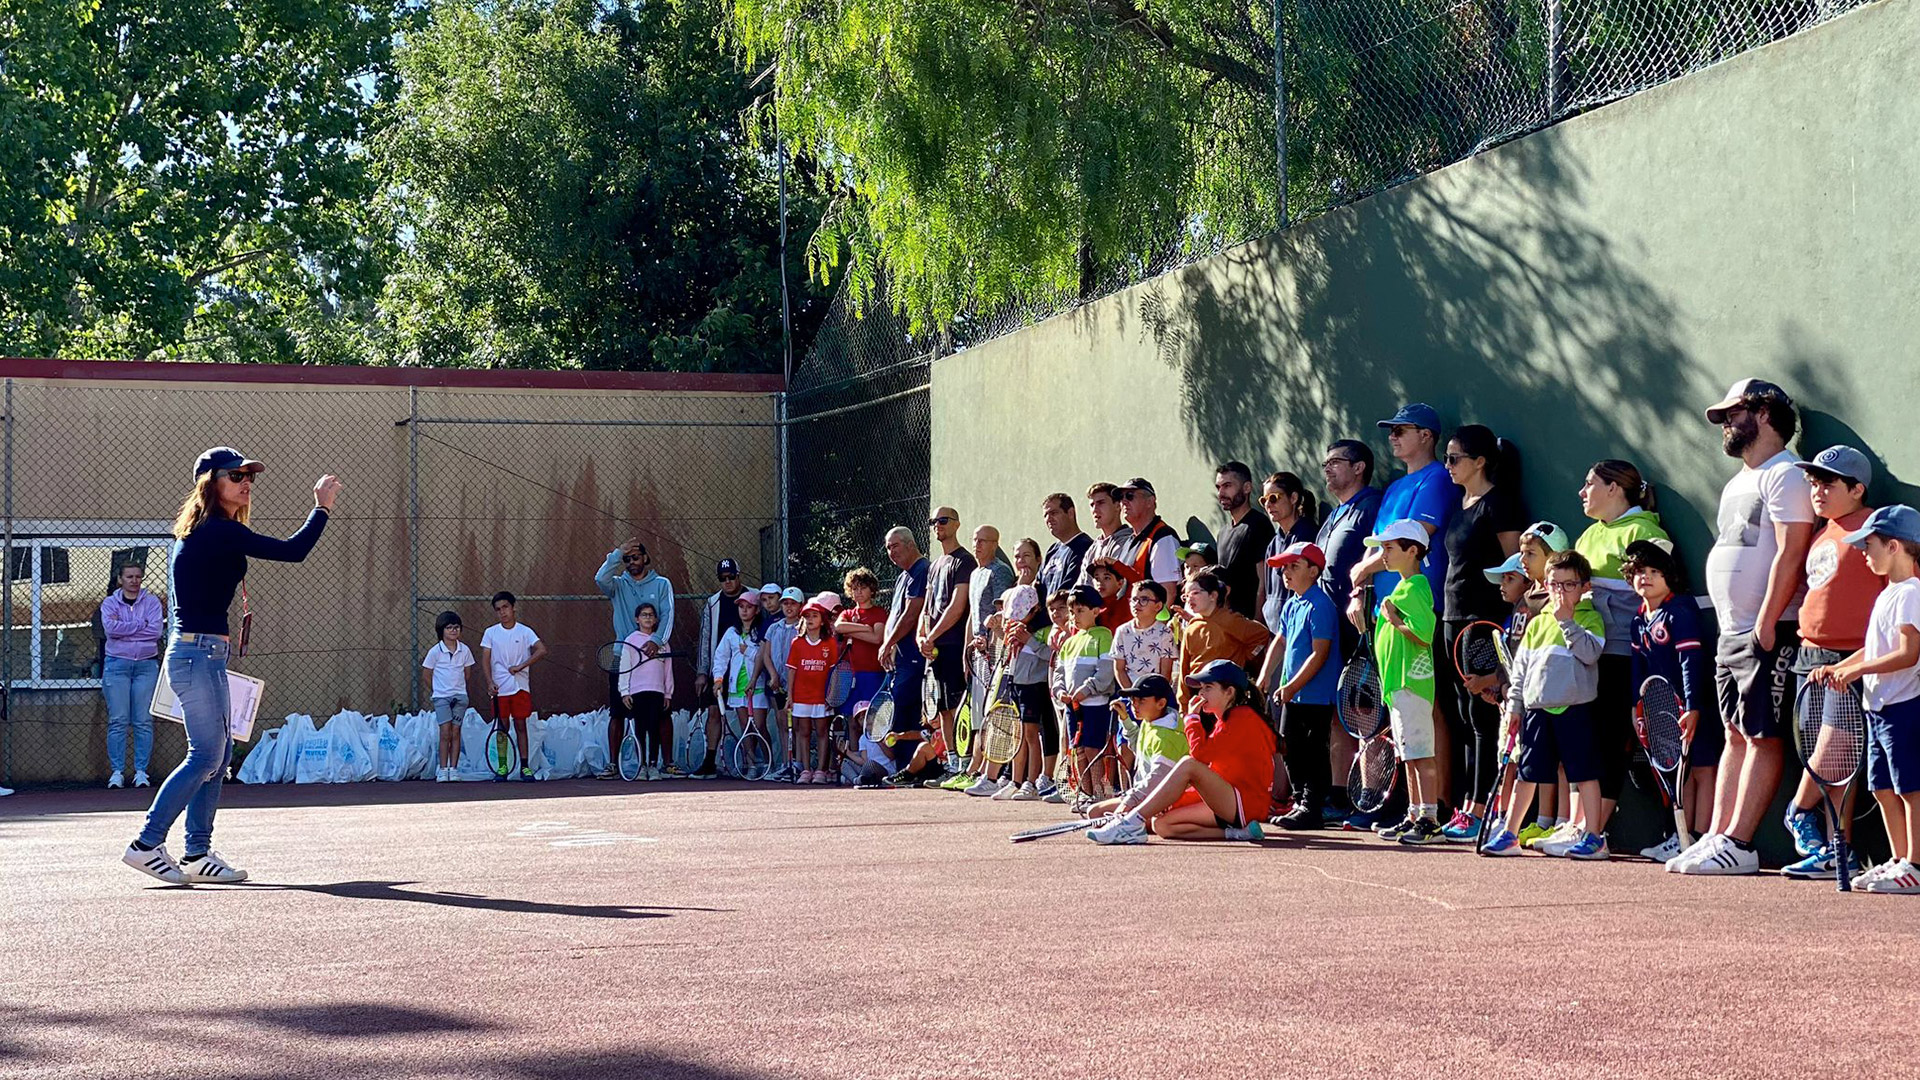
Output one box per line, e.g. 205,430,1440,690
0,370,781,788
947,0,1872,349
784,286,934,595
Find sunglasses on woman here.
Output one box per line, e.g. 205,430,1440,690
222,470,255,483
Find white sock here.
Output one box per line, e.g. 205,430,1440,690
1553,817,1569,827
1414,802,1436,822
1123,811,1145,829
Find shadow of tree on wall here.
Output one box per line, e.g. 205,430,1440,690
1128,133,1723,556
1776,321,1920,512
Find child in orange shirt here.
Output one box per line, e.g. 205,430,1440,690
1086,660,1275,844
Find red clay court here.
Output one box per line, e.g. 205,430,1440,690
4,781,1915,1079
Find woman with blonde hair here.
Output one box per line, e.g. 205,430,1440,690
123,448,339,886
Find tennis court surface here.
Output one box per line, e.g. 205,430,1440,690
4,781,1914,1080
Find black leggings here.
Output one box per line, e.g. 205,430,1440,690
1595,654,1636,801
1280,701,1334,812
633,690,667,765
607,669,633,761
1440,618,1503,809
1017,681,1060,757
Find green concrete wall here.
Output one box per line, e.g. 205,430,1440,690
932,0,1919,575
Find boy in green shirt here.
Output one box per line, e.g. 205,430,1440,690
1365,521,1442,844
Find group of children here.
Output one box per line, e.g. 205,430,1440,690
405,455,1920,895
417,591,546,781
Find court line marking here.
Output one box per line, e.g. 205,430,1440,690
1267,860,1460,910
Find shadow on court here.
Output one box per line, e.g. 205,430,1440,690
235,879,730,920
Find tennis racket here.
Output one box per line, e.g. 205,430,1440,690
826,643,855,711
1636,675,1692,849
863,673,897,743
1476,705,1523,852
1795,678,1868,892
1339,584,1395,815
955,695,974,760
979,642,1024,766
1347,732,1399,816
1010,816,1108,843
1451,620,1509,704
486,721,516,779
603,642,646,780
734,716,773,781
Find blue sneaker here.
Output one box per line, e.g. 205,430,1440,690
1783,807,1826,858
1342,811,1376,832
1321,803,1349,825
1481,828,1523,856
1781,845,1861,880
1565,831,1610,860
1224,821,1265,842
1440,810,1481,842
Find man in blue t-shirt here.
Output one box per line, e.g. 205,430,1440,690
1346,403,1461,629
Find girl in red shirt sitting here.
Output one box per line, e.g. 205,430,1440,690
1087,659,1275,844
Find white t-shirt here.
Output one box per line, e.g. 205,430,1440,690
420,641,474,700
1705,450,1815,635
481,622,541,695
1864,577,1920,711
1147,534,1181,586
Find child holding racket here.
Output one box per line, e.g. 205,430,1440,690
421,611,475,782
1483,551,1606,858
1777,447,1883,877
1622,539,1716,861
1058,584,1119,804
1258,542,1341,829
1515,521,1575,843
1086,660,1273,844
1809,505,1920,893
619,602,675,780
1086,674,1191,820
1364,521,1443,844
710,592,771,776
480,591,547,781
786,597,839,784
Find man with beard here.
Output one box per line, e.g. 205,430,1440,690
1671,379,1816,876
1214,461,1274,621
594,537,677,774
1079,482,1135,584
918,507,976,772
694,557,749,772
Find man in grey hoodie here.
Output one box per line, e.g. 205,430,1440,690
594,538,678,772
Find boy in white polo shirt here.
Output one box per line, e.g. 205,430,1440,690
421,610,476,781
481,591,547,781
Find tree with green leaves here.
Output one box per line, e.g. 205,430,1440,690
0,0,404,362
375,0,826,371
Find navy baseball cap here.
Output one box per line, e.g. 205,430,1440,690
1116,477,1156,497
1177,540,1217,562
1793,445,1872,487
1377,403,1441,433
194,446,264,478
715,558,741,578
1068,584,1105,609
1184,658,1248,689
1843,505,1920,548
1117,674,1177,708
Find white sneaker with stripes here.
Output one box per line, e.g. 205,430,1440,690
1674,835,1758,875
180,850,249,884
1863,859,1920,894
123,843,188,885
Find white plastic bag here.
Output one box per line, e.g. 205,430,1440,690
397,711,436,779
291,713,333,784
536,712,583,780
578,709,610,776
371,716,404,781
235,726,283,784
454,708,500,780
318,711,376,784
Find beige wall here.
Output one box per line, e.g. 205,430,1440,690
4,374,777,785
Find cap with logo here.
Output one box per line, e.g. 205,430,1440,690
1521,520,1573,553
715,558,741,579
1117,674,1177,707
1377,402,1441,433
1842,504,1920,549
1704,377,1791,424
1265,541,1327,569
194,446,265,479
1363,519,1430,549
780,586,806,603
1792,445,1872,487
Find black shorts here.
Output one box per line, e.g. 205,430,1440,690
1017,680,1060,756
930,645,967,711
1716,624,1798,740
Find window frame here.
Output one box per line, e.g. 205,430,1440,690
5,522,172,690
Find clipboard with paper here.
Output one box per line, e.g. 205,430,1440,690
150,670,266,743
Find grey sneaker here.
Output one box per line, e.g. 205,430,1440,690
1087,814,1150,845
966,774,1003,797
1010,781,1041,801
107,771,125,790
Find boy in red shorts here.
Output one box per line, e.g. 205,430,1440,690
481,590,547,780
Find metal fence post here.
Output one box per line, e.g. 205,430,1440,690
1546,0,1566,117
2,379,12,784
407,386,421,713
776,391,790,581
1275,0,1288,227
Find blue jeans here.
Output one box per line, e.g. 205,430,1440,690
138,638,232,855
102,656,160,772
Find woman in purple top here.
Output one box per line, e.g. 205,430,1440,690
123,447,339,887
100,563,165,789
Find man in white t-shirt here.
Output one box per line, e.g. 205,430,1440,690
1672,379,1816,875
480,590,548,780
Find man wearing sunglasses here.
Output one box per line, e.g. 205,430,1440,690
1114,478,1184,601
694,557,750,753
595,536,677,771
1214,461,1275,621
918,508,975,771
1316,439,1381,661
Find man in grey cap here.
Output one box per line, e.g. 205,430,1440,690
1671,378,1816,875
